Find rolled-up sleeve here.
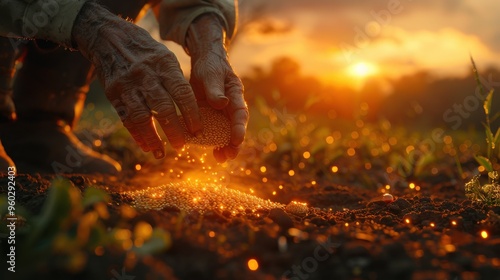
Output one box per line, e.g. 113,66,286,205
157,0,236,48
0,0,87,47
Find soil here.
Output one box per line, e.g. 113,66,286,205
1,171,500,280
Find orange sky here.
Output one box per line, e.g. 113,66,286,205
139,0,500,90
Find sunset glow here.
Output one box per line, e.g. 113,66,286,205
348,62,378,78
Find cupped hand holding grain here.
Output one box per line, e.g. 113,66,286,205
186,14,249,163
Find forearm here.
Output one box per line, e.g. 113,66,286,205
186,13,227,57
156,0,236,50
0,0,86,47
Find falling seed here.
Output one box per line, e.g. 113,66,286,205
382,193,394,203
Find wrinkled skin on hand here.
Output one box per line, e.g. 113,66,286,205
186,14,249,163
72,2,202,159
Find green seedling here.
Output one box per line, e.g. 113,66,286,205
465,57,500,205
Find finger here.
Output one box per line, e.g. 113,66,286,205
120,91,164,158
223,145,240,161
155,54,202,135
213,147,227,163
225,74,248,148
213,144,240,163
145,89,186,150
109,97,150,152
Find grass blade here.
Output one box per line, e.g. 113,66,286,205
484,89,494,116
475,155,493,172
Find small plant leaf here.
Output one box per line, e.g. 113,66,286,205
475,155,493,172
484,89,494,116
82,187,110,208
491,111,500,123
470,56,485,97
132,229,171,256
484,124,495,150
494,127,500,147
415,152,436,178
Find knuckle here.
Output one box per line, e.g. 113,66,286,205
129,110,151,124
170,83,196,104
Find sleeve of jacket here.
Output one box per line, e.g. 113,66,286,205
0,0,87,47
157,0,236,49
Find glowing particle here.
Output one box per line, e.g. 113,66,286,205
248,259,259,271
430,223,435,227
94,139,102,147
298,162,306,169
405,218,410,224
279,185,283,190
209,231,215,238
278,236,287,253
351,131,359,139
135,164,141,171
262,177,268,183
415,186,421,191
245,169,252,175
272,191,276,195
288,170,295,177
345,222,349,227
406,145,414,154
326,136,334,144
409,183,415,189
269,143,277,151
347,148,356,156
331,166,339,173
451,221,457,226
260,166,267,173
382,193,394,203
385,184,391,190
481,231,488,239
94,246,104,256
303,151,311,159
311,181,317,186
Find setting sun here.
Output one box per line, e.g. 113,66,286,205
348,62,378,78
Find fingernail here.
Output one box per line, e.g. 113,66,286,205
219,96,229,106
153,149,164,159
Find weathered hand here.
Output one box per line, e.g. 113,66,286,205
72,2,201,158
186,14,248,162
